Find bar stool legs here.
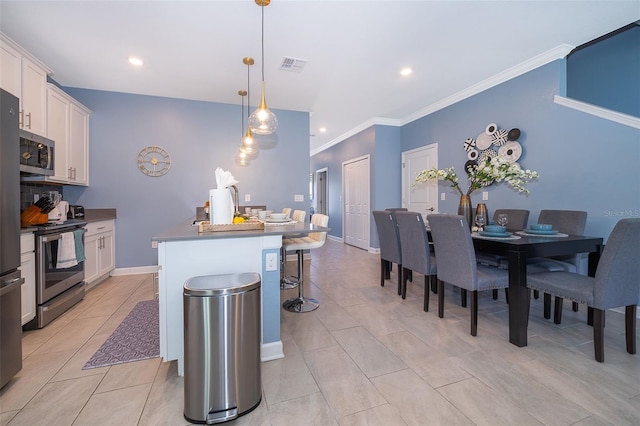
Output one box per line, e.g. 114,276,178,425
282,249,319,313
280,246,297,290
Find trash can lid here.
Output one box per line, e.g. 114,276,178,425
184,272,261,296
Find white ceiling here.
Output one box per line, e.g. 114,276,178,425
1,1,638,154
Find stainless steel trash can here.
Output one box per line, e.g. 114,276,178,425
183,273,262,424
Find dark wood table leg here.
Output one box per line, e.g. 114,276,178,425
508,250,528,347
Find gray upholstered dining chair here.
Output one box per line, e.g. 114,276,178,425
372,210,403,295
281,213,330,313
385,207,408,212
473,209,530,300
427,214,509,336
529,210,588,322
394,211,437,310
526,218,639,362
494,209,530,232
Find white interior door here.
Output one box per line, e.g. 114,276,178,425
402,144,438,217
343,156,370,250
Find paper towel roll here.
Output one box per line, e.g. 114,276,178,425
209,188,234,224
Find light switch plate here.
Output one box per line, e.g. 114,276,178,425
294,194,304,202
482,191,488,201
440,192,446,201
245,194,251,202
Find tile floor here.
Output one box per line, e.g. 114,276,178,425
1,238,639,425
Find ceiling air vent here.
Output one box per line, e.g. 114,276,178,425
280,57,307,73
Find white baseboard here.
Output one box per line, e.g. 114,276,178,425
261,341,284,362
327,235,342,243
369,247,380,254
111,265,159,276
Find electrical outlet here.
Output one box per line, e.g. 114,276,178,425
440,192,446,201
482,191,489,201
151,241,158,249
294,194,304,202
265,252,277,271
245,194,251,202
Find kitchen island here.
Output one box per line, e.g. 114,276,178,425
152,219,329,376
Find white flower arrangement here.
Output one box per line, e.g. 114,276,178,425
415,156,539,196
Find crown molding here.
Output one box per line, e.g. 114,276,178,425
311,44,576,156
400,44,575,126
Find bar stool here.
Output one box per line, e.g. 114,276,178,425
280,210,307,289
282,214,329,313
291,209,306,222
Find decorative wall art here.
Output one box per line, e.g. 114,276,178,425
462,122,525,178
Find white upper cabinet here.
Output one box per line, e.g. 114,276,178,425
0,33,52,137
45,84,90,186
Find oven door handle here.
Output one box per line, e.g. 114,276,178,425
40,228,86,243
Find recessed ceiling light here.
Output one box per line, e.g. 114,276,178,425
128,56,144,67
319,127,327,133
400,67,413,76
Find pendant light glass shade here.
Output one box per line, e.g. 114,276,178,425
249,0,277,135
235,149,250,166
249,83,278,135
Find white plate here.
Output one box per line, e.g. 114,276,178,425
265,218,291,223
476,132,493,150
498,141,522,163
485,123,498,135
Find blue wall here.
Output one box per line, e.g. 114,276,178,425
63,89,310,268
310,125,403,247
402,59,639,242
312,57,639,249
567,25,640,117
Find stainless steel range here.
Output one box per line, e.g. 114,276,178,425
24,219,87,329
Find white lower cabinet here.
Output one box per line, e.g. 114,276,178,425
19,233,36,326
85,220,115,286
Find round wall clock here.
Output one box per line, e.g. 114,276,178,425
137,146,172,177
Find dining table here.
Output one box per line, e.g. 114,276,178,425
471,231,603,347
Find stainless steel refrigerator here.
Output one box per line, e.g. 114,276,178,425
0,89,23,388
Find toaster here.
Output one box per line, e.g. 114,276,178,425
67,205,85,219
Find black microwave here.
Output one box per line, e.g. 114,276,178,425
19,129,54,175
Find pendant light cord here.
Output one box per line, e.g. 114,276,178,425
247,60,251,118
241,94,245,134
261,4,265,82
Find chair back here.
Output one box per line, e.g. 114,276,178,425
385,208,408,212
538,210,587,235
427,214,478,291
309,213,329,244
282,208,292,217
493,209,529,230
594,218,640,309
372,210,402,264
395,211,433,276
292,209,306,222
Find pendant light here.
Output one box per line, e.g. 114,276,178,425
235,90,251,166
241,57,258,158
248,0,278,135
